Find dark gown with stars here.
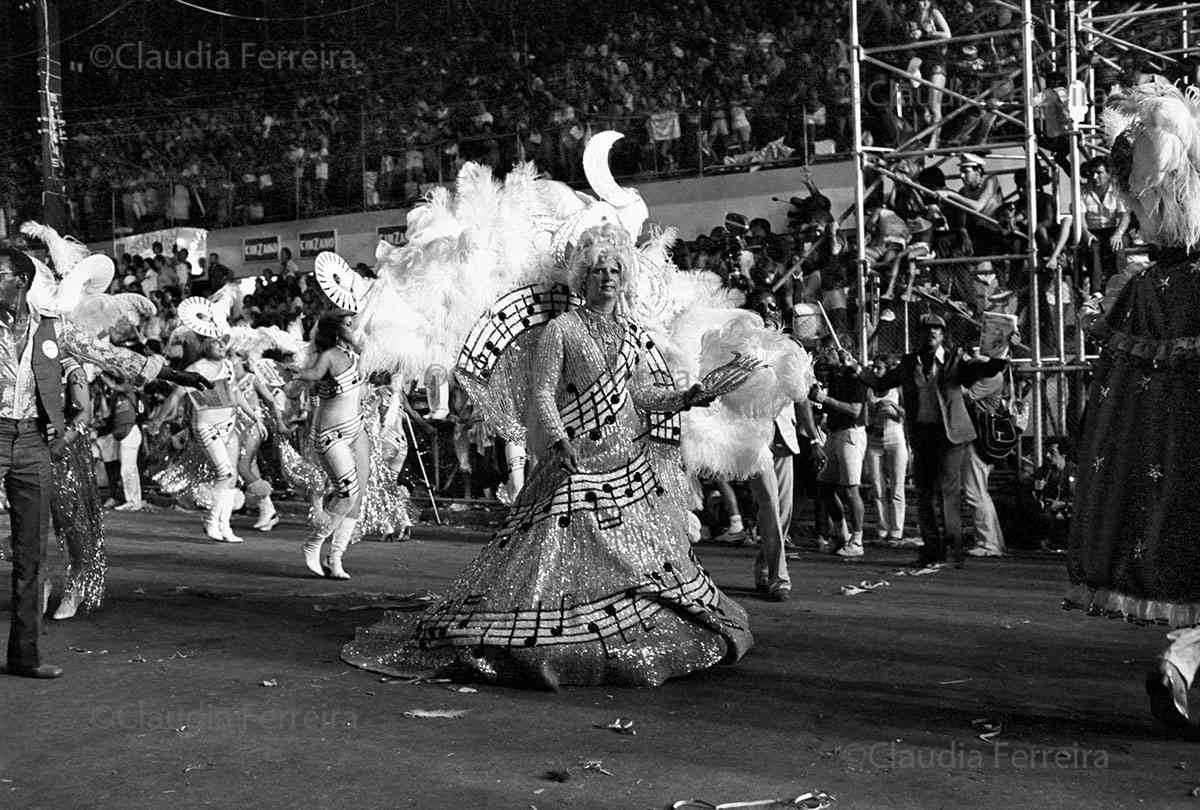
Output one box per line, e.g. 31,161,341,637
1066,248,1200,625
342,307,752,688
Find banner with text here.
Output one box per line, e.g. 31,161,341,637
243,235,280,262
377,225,407,246
299,229,337,257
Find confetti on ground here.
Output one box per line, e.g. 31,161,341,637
581,760,614,776
839,580,890,596
971,718,1003,742
403,709,469,719
669,789,835,809
260,679,278,687
893,564,946,577
595,718,636,735
444,685,477,694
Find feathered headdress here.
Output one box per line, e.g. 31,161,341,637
1103,80,1200,248
18,221,118,323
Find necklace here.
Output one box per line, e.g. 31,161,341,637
578,306,625,368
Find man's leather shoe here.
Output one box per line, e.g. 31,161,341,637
913,553,944,568
6,663,63,679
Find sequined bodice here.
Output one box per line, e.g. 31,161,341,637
315,345,362,400
532,310,686,454
576,306,627,368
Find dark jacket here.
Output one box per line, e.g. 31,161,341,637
862,349,1007,445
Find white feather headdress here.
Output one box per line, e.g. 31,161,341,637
1105,80,1200,248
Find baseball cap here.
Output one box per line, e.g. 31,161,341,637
918,313,947,328
959,153,986,169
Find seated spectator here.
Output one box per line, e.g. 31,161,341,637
938,154,1003,250
1032,437,1076,550
1079,157,1131,292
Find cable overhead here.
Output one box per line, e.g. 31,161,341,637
169,0,383,22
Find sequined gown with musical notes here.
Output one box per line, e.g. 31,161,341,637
343,308,753,688
1066,249,1200,625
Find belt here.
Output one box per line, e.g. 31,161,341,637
0,417,40,428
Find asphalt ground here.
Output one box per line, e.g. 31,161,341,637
0,508,1194,809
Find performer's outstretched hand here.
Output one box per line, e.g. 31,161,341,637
552,439,579,475
157,367,214,390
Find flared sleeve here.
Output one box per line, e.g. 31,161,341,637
56,318,165,385
627,325,689,413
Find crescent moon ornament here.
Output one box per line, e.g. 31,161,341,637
583,131,637,208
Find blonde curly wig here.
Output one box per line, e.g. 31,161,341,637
564,222,639,309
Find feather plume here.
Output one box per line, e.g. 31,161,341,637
1112,83,1200,248
20,221,92,277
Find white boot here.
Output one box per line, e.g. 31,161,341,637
204,493,226,542
254,495,279,531
53,586,81,620
326,518,356,580
302,509,332,577
218,489,244,543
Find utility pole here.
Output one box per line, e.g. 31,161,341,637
35,0,67,229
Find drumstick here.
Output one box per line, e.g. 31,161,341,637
815,302,843,353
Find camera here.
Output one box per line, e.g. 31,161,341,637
719,212,751,280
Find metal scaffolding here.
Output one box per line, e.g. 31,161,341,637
847,0,1200,477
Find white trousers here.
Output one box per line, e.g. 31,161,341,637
97,426,143,505
962,443,1004,552
865,437,908,538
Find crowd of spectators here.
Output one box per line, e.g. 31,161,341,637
2,0,1189,249
4,0,879,241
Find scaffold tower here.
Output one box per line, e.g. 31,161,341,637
848,0,1200,479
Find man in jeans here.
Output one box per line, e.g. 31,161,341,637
0,245,208,678
864,354,909,546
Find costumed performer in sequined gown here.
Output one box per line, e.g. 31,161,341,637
342,223,753,689
1063,80,1200,735
358,380,416,541
47,356,105,620
147,298,252,543
293,310,369,579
